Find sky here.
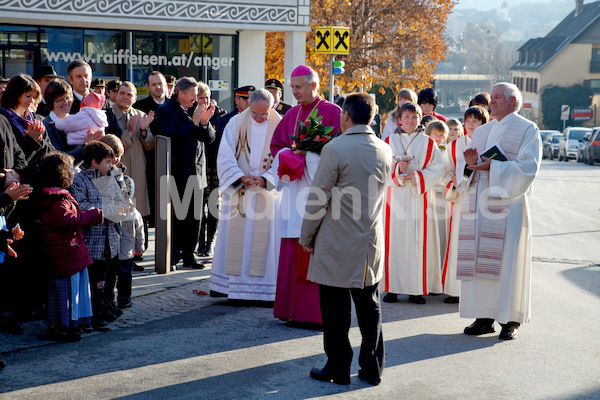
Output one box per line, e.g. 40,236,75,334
454,0,568,11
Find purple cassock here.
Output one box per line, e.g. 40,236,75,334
271,92,342,325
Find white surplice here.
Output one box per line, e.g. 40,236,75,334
265,150,320,238
383,131,445,295
440,136,471,297
455,112,541,324
210,115,282,301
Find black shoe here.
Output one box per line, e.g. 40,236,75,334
118,300,133,309
464,318,496,335
444,296,459,304
133,262,145,272
358,369,381,386
92,320,110,332
209,290,227,298
499,322,519,340
382,293,398,303
108,303,123,317
103,311,117,322
0,359,6,371
310,367,350,385
285,320,323,330
80,325,93,334
183,259,205,269
133,254,144,262
47,327,81,342
409,295,426,304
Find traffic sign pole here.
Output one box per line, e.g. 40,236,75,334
329,54,334,103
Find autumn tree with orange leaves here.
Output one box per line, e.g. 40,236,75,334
266,0,455,99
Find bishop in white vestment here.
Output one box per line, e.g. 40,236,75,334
209,89,282,301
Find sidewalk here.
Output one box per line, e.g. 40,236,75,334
0,229,215,355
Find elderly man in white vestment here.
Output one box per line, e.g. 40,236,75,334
456,82,541,340
209,89,282,301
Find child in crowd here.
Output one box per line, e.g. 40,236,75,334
441,106,490,304
446,119,464,143
37,153,103,341
54,91,108,145
70,141,119,332
420,115,439,131
383,101,445,304
418,88,448,122
426,121,453,299
426,121,449,149
100,134,144,310
463,106,490,137
382,88,418,140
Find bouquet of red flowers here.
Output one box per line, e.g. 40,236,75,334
289,109,338,154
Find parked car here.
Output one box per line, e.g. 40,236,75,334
576,131,592,162
583,127,600,165
558,127,592,161
540,129,560,142
542,133,562,160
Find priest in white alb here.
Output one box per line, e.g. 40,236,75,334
209,89,282,301
456,82,541,340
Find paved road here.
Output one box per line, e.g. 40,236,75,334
0,159,599,399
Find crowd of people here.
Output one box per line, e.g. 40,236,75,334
0,61,542,384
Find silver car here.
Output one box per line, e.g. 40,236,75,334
558,127,592,161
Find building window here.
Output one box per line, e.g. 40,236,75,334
590,79,600,94
2,24,236,111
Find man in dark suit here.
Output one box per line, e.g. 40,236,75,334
66,60,121,136
134,71,168,234
265,78,292,115
134,71,167,114
152,77,215,269
34,65,59,117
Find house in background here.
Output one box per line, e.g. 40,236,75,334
511,0,600,127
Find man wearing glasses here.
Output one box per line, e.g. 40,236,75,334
209,88,282,302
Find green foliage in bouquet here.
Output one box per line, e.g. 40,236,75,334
289,109,339,154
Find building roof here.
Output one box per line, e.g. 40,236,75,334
511,1,600,71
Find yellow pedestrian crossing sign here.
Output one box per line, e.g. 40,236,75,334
332,27,350,55
315,26,350,55
315,27,332,54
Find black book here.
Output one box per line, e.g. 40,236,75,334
480,144,508,162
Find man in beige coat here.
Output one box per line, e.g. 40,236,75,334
112,81,155,218
299,93,392,386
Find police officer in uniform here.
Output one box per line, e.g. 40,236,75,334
265,78,292,116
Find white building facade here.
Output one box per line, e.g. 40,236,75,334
0,0,310,108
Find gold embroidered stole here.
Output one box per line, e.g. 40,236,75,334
225,109,280,277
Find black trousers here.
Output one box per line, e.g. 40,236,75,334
89,259,109,324
198,185,219,253
171,187,204,264
318,282,385,378
105,258,132,306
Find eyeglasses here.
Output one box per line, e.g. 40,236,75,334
251,111,269,118
54,98,72,104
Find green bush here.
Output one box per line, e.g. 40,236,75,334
540,85,593,130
